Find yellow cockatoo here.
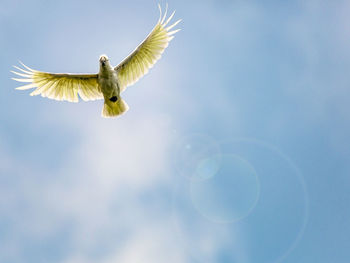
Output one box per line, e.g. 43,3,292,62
12,5,180,118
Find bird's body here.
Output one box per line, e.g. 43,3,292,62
98,56,119,100
98,55,128,117
12,5,180,118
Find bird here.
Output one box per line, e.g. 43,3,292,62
11,5,181,118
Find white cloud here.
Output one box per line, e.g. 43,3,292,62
102,221,188,263
0,108,184,261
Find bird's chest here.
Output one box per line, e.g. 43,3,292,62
98,71,119,96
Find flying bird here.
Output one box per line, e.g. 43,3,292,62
12,5,181,118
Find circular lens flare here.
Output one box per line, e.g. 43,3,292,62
172,137,309,263
191,154,260,223
174,134,221,181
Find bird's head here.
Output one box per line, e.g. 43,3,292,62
99,55,109,67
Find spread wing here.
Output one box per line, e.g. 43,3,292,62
115,4,181,92
12,62,103,102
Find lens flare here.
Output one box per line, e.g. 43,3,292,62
172,137,309,263
174,134,221,181
190,154,260,223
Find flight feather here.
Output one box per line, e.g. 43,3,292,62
115,4,181,92
12,62,102,102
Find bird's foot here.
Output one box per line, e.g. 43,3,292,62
109,96,118,102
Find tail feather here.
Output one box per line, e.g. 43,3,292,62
102,98,129,118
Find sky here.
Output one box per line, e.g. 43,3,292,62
0,0,350,262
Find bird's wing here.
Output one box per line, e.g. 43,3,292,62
12,62,103,102
115,4,181,92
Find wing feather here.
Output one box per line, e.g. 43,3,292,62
115,5,181,92
12,63,103,102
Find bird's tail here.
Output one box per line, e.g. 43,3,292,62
102,98,129,118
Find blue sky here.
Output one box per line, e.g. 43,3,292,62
1,0,350,262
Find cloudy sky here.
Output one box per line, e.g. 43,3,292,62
1,0,350,262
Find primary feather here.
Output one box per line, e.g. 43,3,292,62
115,4,181,92
12,62,102,102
